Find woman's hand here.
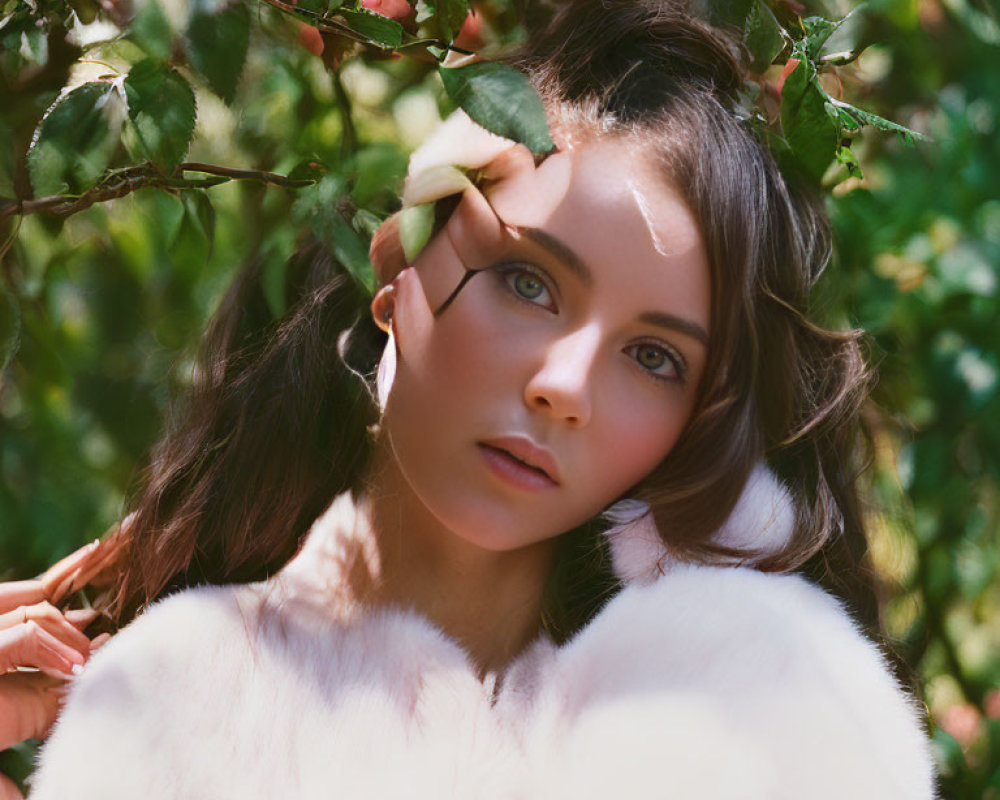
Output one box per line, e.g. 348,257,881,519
0,538,117,772
0,604,99,679
0,538,117,615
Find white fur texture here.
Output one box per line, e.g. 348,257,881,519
31,481,936,799
603,463,797,583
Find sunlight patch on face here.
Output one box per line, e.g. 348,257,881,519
626,176,673,260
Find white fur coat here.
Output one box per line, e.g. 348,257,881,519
30,469,937,799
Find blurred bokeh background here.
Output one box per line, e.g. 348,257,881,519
1,0,998,795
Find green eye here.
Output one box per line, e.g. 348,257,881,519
513,272,545,300
625,342,684,383
636,345,666,370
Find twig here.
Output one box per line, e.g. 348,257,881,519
178,162,315,188
0,162,318,220
255,0,474,56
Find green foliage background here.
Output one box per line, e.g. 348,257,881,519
1,0,998,796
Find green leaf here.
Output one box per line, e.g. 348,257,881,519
185,0,250,103
835,144,862,178
169,189,215,269
294,175,375,295
0,281,21,373
826,100,863,134
124,60,197,171
352,208,382,238
182,189,215,251
745,0,785,71
827,99,928,145
817,6,871,64
129,0,174,61
27,81,127,196
398,202,435,263
438,63,555,156
334,8,404,49
421,0,470,42
779,57,837,183
324,212,375,294
801,16,839,59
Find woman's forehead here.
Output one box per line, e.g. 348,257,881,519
486,138,704,270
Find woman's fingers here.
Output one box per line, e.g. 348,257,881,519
0,581,46,617
0,618,85,678
81,527,128,591
0,602,93,656
62,607,100,630
38,540,101,601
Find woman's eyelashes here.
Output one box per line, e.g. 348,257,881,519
497,263,558,312
624,341,687,384
492,263,687,385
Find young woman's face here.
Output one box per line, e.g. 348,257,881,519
381,138,711,550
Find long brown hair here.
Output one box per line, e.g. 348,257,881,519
104,0,878,639
517,0,878,639
107,244,384,621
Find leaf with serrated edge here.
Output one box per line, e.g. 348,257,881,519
124,60,196,171
780,57,837,182
27,81,127,196
438,63,554,156
745,0,785,71
186,0,250,103
802,16,838,59
335,8,404,49
827,98,928,144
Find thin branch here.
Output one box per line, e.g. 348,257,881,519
255,0,474,56
0,162,318,220
178,162,315,188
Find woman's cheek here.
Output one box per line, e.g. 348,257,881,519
595,392,687,493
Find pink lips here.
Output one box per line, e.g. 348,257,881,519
478,436,561,491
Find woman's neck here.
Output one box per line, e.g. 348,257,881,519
353,439,557,679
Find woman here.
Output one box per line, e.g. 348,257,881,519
10,1,935,797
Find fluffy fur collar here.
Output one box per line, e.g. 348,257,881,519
31,470,937,799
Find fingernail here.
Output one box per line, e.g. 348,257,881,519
71,663,83,676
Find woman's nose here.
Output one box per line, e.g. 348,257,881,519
524,325,600,427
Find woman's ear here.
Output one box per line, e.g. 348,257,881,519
369,213,407,287
370,283,396,334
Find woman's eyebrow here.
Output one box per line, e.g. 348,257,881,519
513,225,594,286
639,311,709,347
